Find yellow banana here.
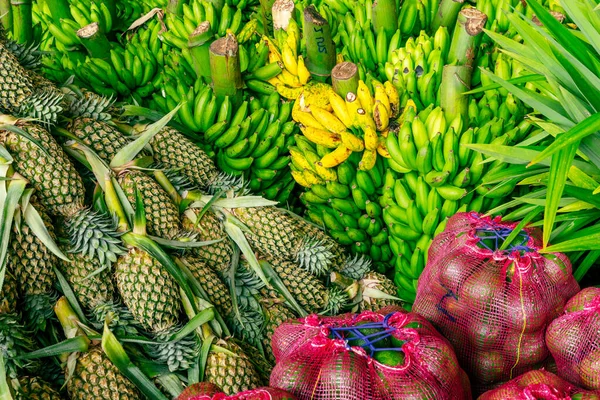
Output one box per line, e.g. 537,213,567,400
320,144,353,168
303,169,325,185
264,35,283,63
301,126,342,148
336,53,344,63
345,92,361,127
356,108,377,131
282,41,298,76
357,80,374,114
374,84,391,115
286,30,298,59
328,91,353,128
277,84,304,100
292,170,312,187
293,105,327,130
280,69,302,87
290,148,315,171
364,126,380,151
268,76,283,86
310,105,347,133
314,162,338,181
297,56,311,85
359,149,377,171
377,140,391,158
384,81,400,118
340,130,365,152
373,101,390,131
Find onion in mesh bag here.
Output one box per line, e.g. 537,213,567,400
546,287,600,390
269,306,471,400
177,382,297,400
413,212,579,394
477,370,600,399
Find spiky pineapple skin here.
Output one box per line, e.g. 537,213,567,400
66,117,130,163
360,272,400,312
67,347,140,400
0,269,18,314
0,41,33,111
262,302,296,364
233,207,298,260
150,127,218,188
16,376,62,400
180,256,233,318
205,340,262,395
119,170,182,239
59,250,115,312
0,123,85,217
182,209,233,274
115,247,181,333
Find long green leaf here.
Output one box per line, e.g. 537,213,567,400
573,250,600,281
463,74,546,95
223,220,269,286
19,337,89,359
563,185,600,209
23,201,70,261
102,323,169,400
562,0,600,56
530,113,600,165
544,145,580,247
542,231,600,252
0,355,12,400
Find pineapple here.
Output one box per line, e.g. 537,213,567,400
15,376,62,400
0,314,37,379
118,170,182,239
358,272,402,312
205,339,262,395
232,206,333,276
67,347,140,400
178,256,234,319
65,117,131,164
0,269,18,314
150,127,219,189
262,302,296,364
9,199,57,331
0,122,124,266
182,208,233,274
62,88,114,122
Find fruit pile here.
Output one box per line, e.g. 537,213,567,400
1,0,600,398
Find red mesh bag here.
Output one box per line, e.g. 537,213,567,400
478,370,600,399
546,287,600,390
177,382,297,400
269,305,471,400
412,212,580,394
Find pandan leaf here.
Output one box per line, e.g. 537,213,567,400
499,206,543,251
167,308,214,342
223,219,270,286
110,105,181,168
23,201,70,261
542,231,600,252
464,74,545,95
102,322,169,400
563,185,600,209
18,337,89,360
557,200,595,213
562,0,600,57
574,250,600,281
54,267,88,324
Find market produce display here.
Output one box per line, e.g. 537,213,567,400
1,0,600,398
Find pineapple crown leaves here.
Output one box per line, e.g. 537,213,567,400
22,292,60,333
321,287,350,316
229,306,265,347
16,90,64,128
62,87,115,122
3,39,43,70
102,321,170,400
339,255,373,280
206,172,245,195
147,327,201,373
0,314,39,379
295,235,334,277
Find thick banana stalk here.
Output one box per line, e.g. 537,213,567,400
440,64,471,125
189,22,213,79
1,0,12,31
209,33,243,106
10,0,33,44
432,0,465,32
331,61,359,97
77,22,111,60
447,8,487,67
303,5,335,79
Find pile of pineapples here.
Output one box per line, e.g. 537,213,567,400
0,27,401,399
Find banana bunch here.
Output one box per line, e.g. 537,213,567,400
384,27,450,110
290,79,399,174
294,138,393,272
383,103,534,302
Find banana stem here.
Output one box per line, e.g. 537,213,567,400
440,64,471,126
166,0,185,16
331,61,359,97
0,0,12,32
188,22,212,79
10,0,32,44
303,5,335,80
330,271,355,288
272,0,294,31
77,22,112,61
447,8,487,68
432,0,465,31
372,0,397,38
209,33,243,107
259,0,277,35
45,0,70,23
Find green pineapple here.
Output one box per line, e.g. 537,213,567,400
205,339,263,395
0,122,124,267
150,126,220,189
15,376,62,400
9,199,57,331
0,269,18,314
359,272,402,312
62,87,114,122
65,117,131,164
118,170,182,239
182,208,233,274
67,346,140,400
0,314,37,379
262,302,296,364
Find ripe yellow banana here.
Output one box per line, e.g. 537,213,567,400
374,84,391,115
282,41,298,76
293,105,327,130
340,130,365,152
292,170,311,187
297,56,311,85
310,105,347,133
384,81,400,118
280,69,302,87
364,126,379,151
320,144,353,168
301,126,342,148
314,162,338,181
345,92,361,128
357,80,374,114
328,91,352,128
373,101,390,131
264,36,283,63
377,140,391,158
303,169,325,185
359,149,377,171
290,148,315,171
356,108,377,131
286,30,298,59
